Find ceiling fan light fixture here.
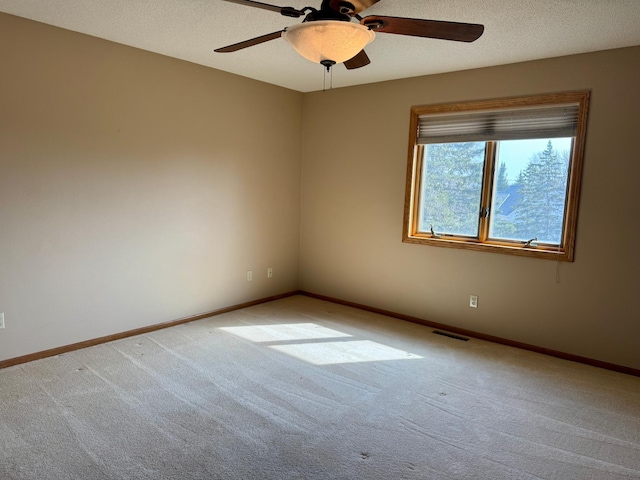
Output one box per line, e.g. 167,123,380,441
282,20,375,64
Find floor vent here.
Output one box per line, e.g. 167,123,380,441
433,330,470,341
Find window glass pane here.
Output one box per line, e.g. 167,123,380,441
419,142,485,237
489,138,572,244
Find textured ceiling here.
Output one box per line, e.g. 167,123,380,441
1,0,640,92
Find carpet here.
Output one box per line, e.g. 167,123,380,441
1,295,639,479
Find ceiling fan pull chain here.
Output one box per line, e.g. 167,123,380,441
320,59,336,91
330,63,333,89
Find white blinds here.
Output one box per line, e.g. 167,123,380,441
417,103,580,144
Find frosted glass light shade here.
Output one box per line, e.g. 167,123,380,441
282,21,375,64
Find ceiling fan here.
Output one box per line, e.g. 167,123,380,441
215,0,484,70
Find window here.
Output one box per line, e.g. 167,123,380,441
403,92,590,261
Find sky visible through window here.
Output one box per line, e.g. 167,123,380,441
499,138,572,183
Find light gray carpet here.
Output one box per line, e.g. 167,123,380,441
1,295,639,479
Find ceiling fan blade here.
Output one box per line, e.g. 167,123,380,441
215,30,285,53
362,16,484,42
222,0,304,18
344,50,371,69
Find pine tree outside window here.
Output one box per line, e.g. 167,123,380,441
403,92,590,261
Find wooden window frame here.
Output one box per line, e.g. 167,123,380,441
402,91,590,262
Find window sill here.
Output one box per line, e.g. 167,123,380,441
402,234,572,262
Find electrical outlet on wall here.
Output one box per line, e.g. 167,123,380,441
247,271,253,282
469,295,478,308
0,312,5,329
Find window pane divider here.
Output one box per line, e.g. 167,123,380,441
478,142,497,242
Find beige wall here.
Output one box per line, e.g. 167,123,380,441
300,47,640,369
0,14,303,362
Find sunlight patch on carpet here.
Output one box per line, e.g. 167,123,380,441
219,323,352,342
270,340,423,365
220,323,422,365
